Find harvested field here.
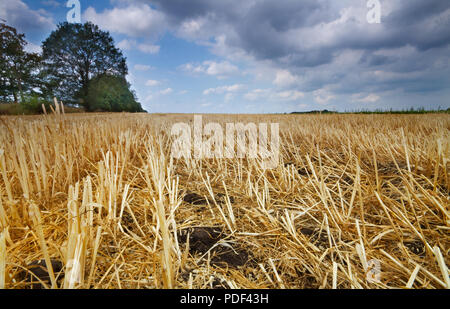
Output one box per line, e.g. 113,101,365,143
0,107,449,289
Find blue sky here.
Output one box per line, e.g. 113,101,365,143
1,0,449,113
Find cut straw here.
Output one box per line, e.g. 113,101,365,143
29,204,57,289
0,230,5,289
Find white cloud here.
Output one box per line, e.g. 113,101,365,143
244,88,304,102
134,64,153,71
244,89,270,101
276,90,305,101
122,1,450,111
145,80,161,87
0,0,54,33
83,4,166,38
273,70,299,88
224,93,234,103
181,60,239,78
117,39,160,54
313,89,336,105
144,94,153,103
24,41,42,54
117,39,133,50
205,61,238,76
203,84,245,95
160,88,173,95
41,0,61,7
180,63,200,73
137,43,160,54
353,93,381,103
177,17,208,40
126,72,135,84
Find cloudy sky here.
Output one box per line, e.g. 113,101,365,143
1,0,449,113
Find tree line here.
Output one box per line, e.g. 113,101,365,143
0,21,145,113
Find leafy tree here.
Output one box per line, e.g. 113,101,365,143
0,23,41,103
19,93,53,114
42,22,127,109
86,74,144,113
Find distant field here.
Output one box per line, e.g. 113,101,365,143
0,108,449,289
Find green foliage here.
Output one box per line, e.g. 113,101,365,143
0,22,145,114
0,95,50,115
42,22,128,109
291,107,449,115
19,94,52,114
346,107,449,114
291,109,337,114
86,74,144,113
0,23,41,103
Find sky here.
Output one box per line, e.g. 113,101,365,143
1,0,449,113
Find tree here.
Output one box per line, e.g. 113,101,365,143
41,22,127,109
86,74,144,113
0,23,41,103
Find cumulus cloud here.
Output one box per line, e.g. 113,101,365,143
205,61,238,76
176,17,209,40
117,39,133,50
126,72,135,84
244,88,304,102
137,43,160,54
144,0,450,106
83,4,167,38
224,93,234,103
181,60,239,78
273,70,299,88
0,0,54,35
117,39,160,54
41,0,61,7
244,89,270,101
134,64,153,71
56,0,450,110
353,93,381,103
313,89,336,105
24,41,42,54
203,84,244,95
145,80,161,87
160,88,173,95
276,90,305,101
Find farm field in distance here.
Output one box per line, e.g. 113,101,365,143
0,109,448,289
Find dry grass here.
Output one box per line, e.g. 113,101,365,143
0,102,448,289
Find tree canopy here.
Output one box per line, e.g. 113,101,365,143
0,21,145,113
42,22,129,109
0,23,41,103
86,74,144,113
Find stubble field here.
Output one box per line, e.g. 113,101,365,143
0,107,449,289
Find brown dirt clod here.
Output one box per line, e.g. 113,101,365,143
17,259,64,289
178,227,250,268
